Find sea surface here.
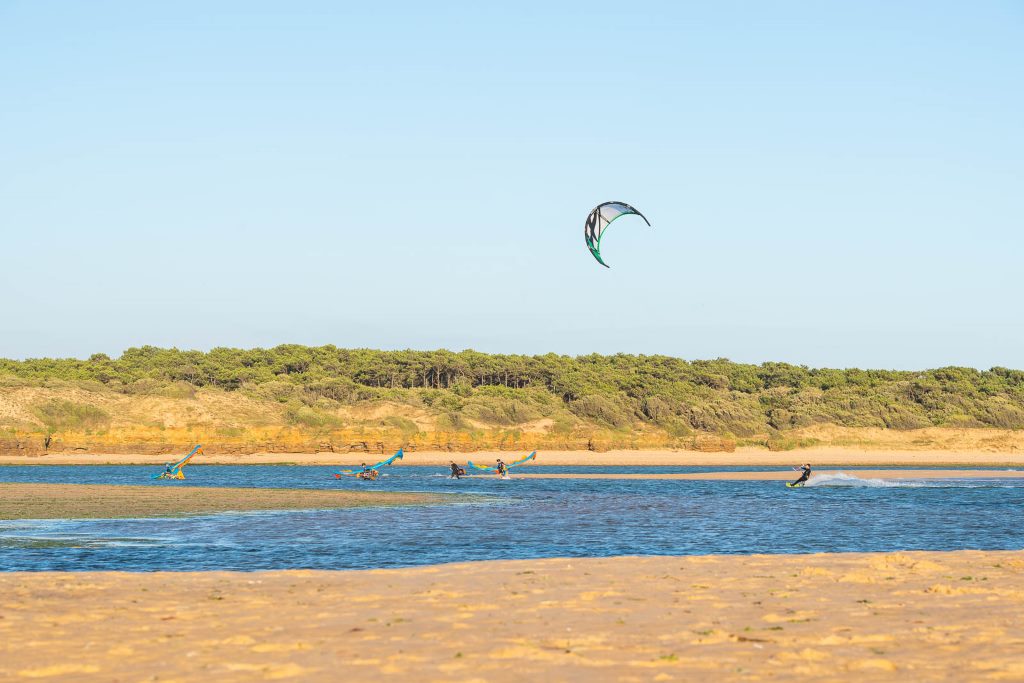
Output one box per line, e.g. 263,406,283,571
1,465,1022,571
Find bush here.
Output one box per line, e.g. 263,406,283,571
32,400,111,433
285,406,340,430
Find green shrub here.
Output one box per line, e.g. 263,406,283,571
32,400,111,434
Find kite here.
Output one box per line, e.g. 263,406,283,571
584,201,651,268
153,445,203,480
335,449,404,480
467,450,537,477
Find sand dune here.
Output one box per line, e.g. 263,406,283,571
1,551,1022,681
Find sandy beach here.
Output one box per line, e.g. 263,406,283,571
1,551,1021,681
4,446,1024,467
0,483,448,520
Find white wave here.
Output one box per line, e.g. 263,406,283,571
803,472,923,488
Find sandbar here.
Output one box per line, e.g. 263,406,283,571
511,469,1024,480
1,550,1022,681
0,483,449,520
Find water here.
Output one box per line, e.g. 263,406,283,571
2,465,1022,571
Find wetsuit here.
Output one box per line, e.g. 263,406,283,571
450,464,462,479
496,462,508,477
792,466,811,486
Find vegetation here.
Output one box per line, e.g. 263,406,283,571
2,346,1024,450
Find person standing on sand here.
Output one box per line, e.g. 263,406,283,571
791,463,812,487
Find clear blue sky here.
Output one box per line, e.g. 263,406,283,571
1,1,1021,369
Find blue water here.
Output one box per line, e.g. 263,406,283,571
1,465,1022,571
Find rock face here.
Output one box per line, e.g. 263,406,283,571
0,438,45,456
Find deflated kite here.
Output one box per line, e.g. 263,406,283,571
584,201,651,268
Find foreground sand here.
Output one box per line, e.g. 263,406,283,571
1,551,1022,681
4,446,1024,467
0,483,448,519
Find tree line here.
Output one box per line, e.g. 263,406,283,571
3,346,1024,435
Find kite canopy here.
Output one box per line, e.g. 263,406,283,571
334,449,404,479
584,201,651,268
153,445,203,480
467,450,537,473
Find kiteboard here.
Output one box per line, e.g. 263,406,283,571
786,482,804,488
467,450,537,476
335,449,404,480
153,445,203,480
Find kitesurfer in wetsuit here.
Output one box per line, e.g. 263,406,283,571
791,463,812,487
163,463,173,477
496,459,508,477
449,462,464,479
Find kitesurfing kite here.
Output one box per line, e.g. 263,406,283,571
153,445,203,480
335,449,404,481
584,201,651,268
468,450,537,477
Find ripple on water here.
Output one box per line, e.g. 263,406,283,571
1,465,1022,570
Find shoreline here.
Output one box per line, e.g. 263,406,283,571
4,446,1024,467
512,469,1024,480
2,550,1022,681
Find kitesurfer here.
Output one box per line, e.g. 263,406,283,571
791,463,812,487
449,462,465,479
496,459,508,477
163,463,173,476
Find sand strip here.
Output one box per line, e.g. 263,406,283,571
0,483,450,520
4,447,1024,467
1,551,1022,681
510,469,1024,480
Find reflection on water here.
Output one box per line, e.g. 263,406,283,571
1,465,1022,571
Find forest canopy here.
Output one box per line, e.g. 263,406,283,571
3,346,1024,437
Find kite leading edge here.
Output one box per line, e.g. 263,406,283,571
584,201,651,268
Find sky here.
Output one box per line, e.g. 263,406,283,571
1,1,1022,369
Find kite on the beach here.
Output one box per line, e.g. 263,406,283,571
584,201,651,268
468,451,537,477
335,449,404,480
153,445,203,480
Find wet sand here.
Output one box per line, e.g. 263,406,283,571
4,447,1024,467
1,551,1022,681
0,483,449,520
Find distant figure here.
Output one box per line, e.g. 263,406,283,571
449,462,465,479
791,463,812,487
355,462,376,481
496,459,508,477
164,463,173,475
